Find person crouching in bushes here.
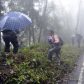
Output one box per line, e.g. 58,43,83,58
47,30,63,65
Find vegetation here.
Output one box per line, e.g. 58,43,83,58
0,0,83,83
0,44,80,84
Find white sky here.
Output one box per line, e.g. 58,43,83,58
48,0,84,15
3,0,84,34
48,0,80,12
48,0,84,34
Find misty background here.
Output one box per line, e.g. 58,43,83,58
0,0,84,46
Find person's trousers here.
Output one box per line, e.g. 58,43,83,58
3,34,19,54
48,47,61,61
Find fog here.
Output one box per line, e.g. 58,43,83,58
48,0,84,35
0,0,84,45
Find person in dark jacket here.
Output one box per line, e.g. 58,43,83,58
76,33,83,48
48,30,63,64
71,34,75,46
2,29,19,54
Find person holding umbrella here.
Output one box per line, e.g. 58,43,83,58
2,29,19,54
0,11,32,55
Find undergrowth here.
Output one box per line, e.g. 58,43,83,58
0,44,80,84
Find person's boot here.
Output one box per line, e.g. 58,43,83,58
1,53,7,66
13,53,18,60
2,57,7,66
5,52,10,57
57,60,60,65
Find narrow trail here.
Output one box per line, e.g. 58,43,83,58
68,54,84,84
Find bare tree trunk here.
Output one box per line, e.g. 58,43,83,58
28,27,31,46
59,0,68,29
0,30,1,52
38,0,48,43
32,27,35,44
0,1,2,52
38,26,42,43
75,0,81,33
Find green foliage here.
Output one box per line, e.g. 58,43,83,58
0,44,80,84
61,45,80,70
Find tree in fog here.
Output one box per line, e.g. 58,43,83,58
2,0,76,45
0,0,4,51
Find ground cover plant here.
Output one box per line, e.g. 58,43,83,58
0,44,80,84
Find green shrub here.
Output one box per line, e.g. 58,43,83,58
0,44,80,84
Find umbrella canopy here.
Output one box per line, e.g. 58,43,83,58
0,11,32,31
